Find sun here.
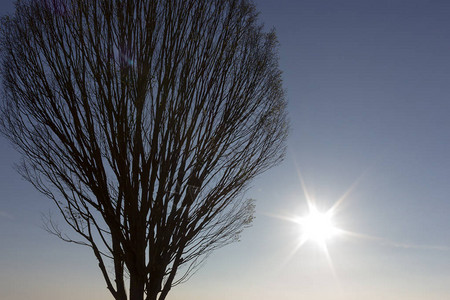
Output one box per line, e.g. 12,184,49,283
297,206,340,246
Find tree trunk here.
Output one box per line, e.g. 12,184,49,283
129,274,145,300
146,273,163,300
146,289,159,300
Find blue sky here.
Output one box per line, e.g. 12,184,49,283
1,0,450,299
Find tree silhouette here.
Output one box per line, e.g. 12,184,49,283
0,0,288,299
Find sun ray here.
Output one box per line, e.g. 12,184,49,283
292,156,315,211
328,168,370,216
321,241,338,281
339,229,450,251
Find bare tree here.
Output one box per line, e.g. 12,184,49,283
0,0,288,299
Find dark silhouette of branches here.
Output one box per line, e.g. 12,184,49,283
0,0,288,299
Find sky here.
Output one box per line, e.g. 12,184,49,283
1,0,450,299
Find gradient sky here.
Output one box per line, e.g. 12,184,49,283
2,0,450,299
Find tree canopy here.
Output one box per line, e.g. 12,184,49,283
0,0,288,299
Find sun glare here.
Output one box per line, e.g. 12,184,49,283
298,207,339,245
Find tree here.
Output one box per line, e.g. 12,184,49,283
0,0,288,299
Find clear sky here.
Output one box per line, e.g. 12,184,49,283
1,0,450,299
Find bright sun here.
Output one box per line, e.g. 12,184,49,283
298,207,339,245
